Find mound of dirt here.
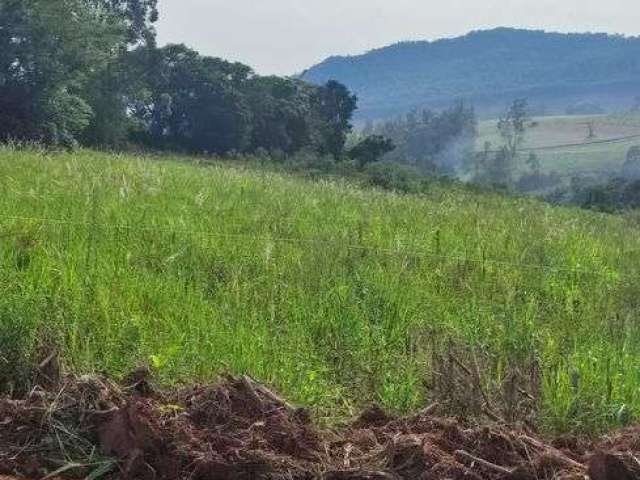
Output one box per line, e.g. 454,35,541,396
2,374,640,480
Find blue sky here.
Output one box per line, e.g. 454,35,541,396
157,0,639,75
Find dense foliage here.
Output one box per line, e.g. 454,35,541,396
0,0,358,157
302,28,640,119
128,46,359,156
0,0,129,146
348,135,395,169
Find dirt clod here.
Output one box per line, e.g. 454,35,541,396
588,451,640,480
2,374,640,479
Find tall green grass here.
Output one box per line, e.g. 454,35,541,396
0,146,639,433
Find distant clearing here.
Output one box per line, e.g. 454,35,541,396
478,114,640,151
477,113,640,176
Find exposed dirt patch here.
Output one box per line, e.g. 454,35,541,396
2,374,640,479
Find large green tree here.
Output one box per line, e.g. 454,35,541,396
0,0,158,146
82,0,159,146
133,45,253,154
0,0,126,145
312,80,358,158
97,0,158,46
246,76,306,154
485,98,530,186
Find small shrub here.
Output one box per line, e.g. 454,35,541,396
363,161,421,193
348,135,395,169
285,151,338,175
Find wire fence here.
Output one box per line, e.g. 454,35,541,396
484,133,640,155
0,214,632,279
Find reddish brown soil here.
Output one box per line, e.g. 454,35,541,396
1,374,639,480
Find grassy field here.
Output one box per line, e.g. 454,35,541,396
477,113,640,177
1,147,639,434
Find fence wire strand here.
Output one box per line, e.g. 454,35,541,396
0,214,631,278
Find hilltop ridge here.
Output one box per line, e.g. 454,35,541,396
302,28,640,119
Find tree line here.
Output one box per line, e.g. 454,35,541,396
0,0,358,159
0,0,551,192
7,0,635,209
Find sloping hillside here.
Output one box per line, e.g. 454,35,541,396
302,28,640,120
1,147,640,434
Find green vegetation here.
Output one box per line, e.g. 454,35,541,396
1,147,639,434
3,0,640,440
0,1,358,158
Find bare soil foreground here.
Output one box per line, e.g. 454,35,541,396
1,374,639,480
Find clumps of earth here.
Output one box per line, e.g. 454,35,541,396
0,372,638,480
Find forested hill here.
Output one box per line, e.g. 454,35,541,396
302,28,640,120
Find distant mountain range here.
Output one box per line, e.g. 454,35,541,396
301,28,640,120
